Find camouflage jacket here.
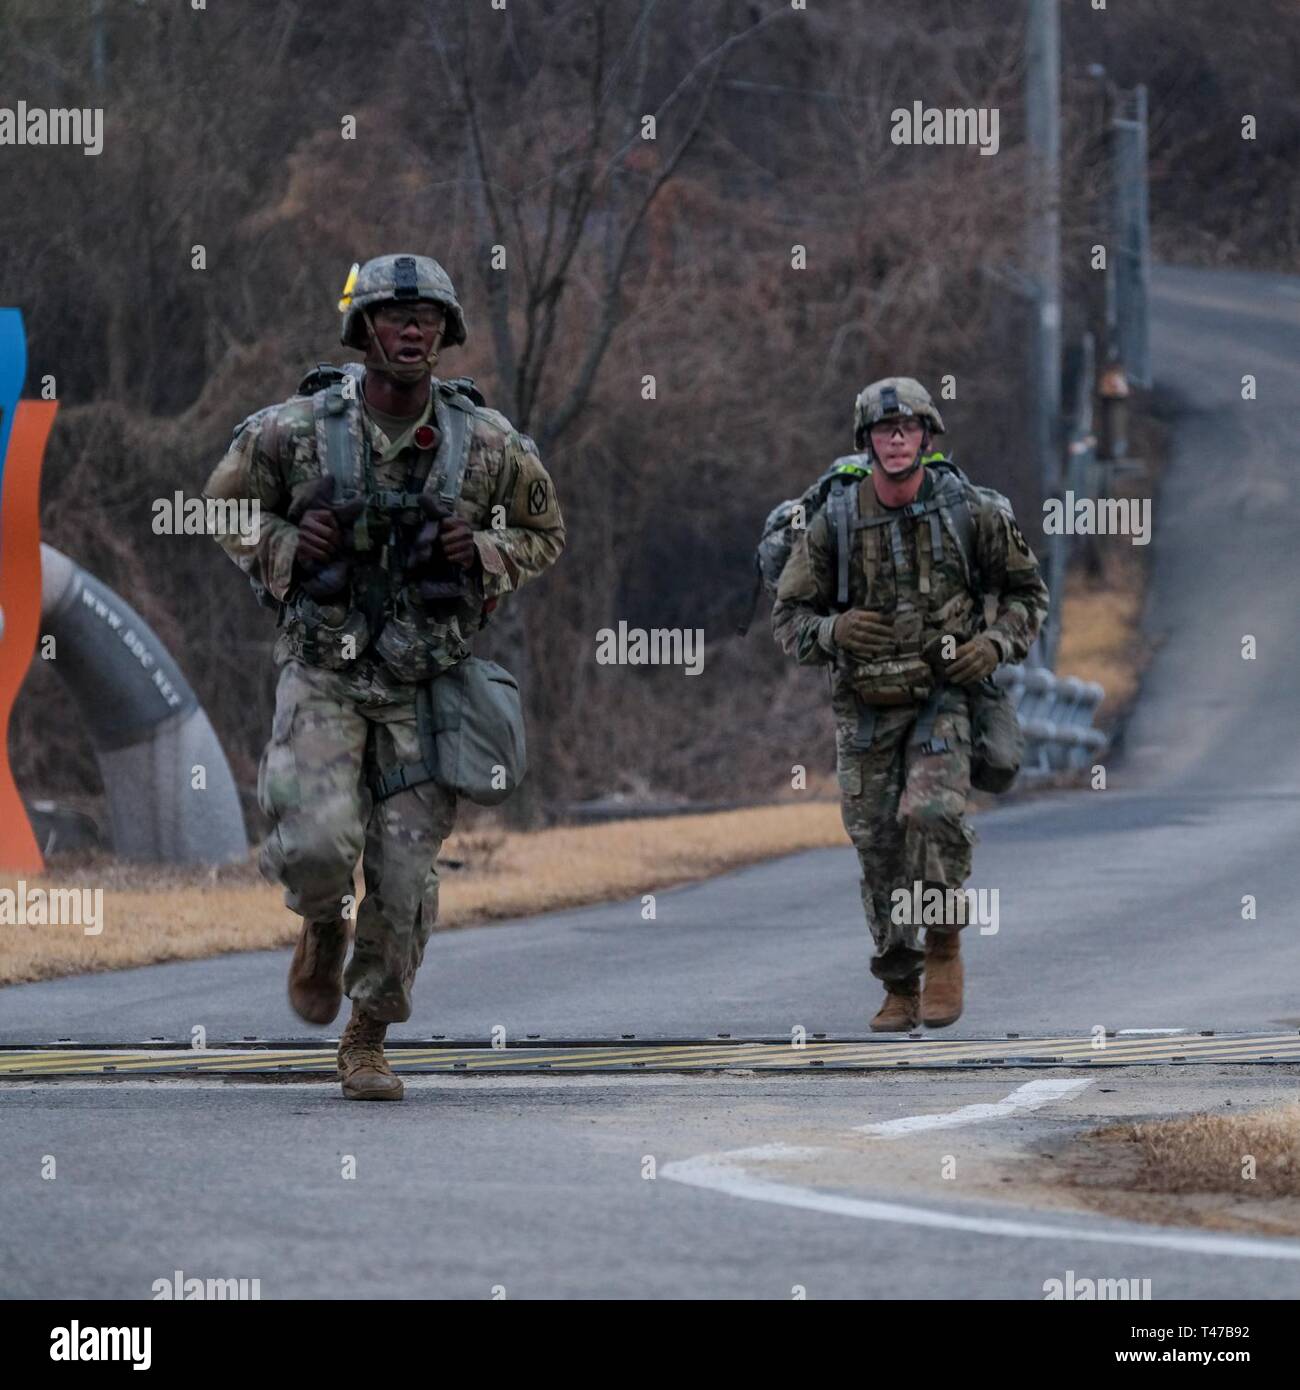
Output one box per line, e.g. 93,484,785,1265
771,461,1048,712
202,373,565,678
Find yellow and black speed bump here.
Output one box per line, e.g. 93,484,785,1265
3,1033,1300,1076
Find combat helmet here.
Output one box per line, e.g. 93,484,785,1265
853,377,945,450
338,254,468,350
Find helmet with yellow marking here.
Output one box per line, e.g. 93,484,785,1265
338,254,468,350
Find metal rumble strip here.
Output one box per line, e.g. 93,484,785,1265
2,1033,1300,1076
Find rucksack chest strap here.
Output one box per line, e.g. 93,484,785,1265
369,488,430,513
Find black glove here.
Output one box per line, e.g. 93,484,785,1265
289,476,365,600
405,495,476,603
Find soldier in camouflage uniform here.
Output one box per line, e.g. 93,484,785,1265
203,254,565,1099
772,378,1047,1031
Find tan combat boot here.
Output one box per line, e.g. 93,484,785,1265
337,1002,405,1101
287,917,349,1025
870,982,920,1033
921,930,964,1028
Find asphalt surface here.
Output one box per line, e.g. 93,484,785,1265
2,264,1299,1300
1,784,1299,1044
4,1069,1299,1301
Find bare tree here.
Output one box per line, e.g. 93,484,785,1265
422,0,795,451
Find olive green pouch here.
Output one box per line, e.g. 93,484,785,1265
428,657,527,805
968,676,1024,793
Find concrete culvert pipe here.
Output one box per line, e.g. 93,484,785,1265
38,543,248,865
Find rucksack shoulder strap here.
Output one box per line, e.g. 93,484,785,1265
826,478,859,609
429,382,476,507
312,380,361,493
931,465,981,599
821,458,868,610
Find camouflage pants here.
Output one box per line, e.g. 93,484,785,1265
257,657,457,1022
836,685,975,987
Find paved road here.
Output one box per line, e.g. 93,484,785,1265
4,1069,1300,1301
1123,266,1300,798
2,265,1298,1299
1,783,1299,1044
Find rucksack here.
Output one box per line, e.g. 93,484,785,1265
739,452,994,632
736,454,871,634
744,452,1025,792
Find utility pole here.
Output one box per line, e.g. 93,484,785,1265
1025,0,1062,667
91,0,108,90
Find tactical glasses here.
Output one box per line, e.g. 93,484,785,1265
869,417,924,439
373,304,446,330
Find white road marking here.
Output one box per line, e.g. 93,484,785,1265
1117,1029,1186,1036
854,1078,1091,1137
661,1147,1300,1262
662,1080,1300,1262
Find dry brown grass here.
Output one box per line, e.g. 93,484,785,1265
1043,1101,1300,1237
0,800,847,986
1083,1104,1300,1199
1056,545,1149,722
1055,417,1166,727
